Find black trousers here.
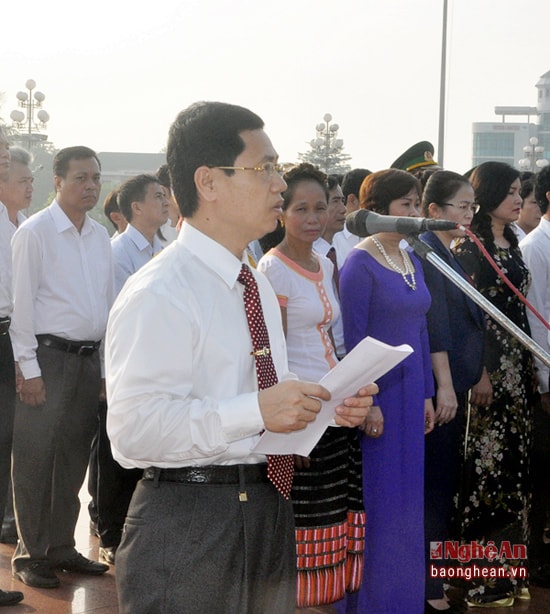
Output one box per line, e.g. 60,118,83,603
116,476,297,614
93,400,142,548
0,332,15,530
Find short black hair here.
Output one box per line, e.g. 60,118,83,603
103,189,121,230
156,163,171,190
342,168,371,200
535,165,550,215
327,174,341,191
117,174,159,222
328,173,344,187
167,101,264,218
53,146,101,178
519,177,535,205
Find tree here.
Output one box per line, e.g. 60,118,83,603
298,113,352,175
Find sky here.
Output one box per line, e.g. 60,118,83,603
2,0,550,175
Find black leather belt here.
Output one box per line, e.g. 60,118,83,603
0,317,10,336
36,334,101,356
143,464,269,484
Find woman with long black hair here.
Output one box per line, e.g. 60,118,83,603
453,161,535,607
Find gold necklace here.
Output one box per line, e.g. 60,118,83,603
371,236,417,290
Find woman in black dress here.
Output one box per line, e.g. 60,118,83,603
453,162,535,607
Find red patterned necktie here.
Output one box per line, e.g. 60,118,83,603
326,246,340,297
237,263,294,499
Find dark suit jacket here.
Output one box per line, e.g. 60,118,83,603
419,231,486,393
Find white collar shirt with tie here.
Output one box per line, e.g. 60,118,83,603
106,221,296,469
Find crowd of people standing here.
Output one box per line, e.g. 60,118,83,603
0,104,549,614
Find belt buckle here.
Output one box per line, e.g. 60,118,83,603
77,344,96,356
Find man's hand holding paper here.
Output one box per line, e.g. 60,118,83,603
254,336,413,457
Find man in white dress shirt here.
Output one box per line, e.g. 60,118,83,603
10,146,114,589
155,163,180,246
111,174,169,294
512,175,541,242
0,128,25,607
519,166,550,586
313,175,347,358
332,168,371,269
520,169,550,412
106,101,376,613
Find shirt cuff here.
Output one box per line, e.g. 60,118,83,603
217,391,264,442
18,357,41,380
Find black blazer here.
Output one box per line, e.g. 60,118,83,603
419,231,486,393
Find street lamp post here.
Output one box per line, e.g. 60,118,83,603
310,113,345,174
518,136,549,173
10,79,50,151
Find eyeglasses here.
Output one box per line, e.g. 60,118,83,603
440,202,480,214
211,162,294,177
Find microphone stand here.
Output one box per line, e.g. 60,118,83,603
406,234,550,368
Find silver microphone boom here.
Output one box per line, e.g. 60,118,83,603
345,209,457,237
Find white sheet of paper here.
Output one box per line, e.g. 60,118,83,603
252,336,413,457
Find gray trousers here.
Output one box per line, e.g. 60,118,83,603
0,332,15,530
11,344,101,569
116,477,297,614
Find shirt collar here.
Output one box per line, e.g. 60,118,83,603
539,216,550,238
49,199,93,236
314,236,331,254
178,221,247,289
125,224,153,251
343,226,357,239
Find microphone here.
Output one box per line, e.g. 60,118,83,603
345,209,458,237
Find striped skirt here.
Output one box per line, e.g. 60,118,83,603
292,428,366,608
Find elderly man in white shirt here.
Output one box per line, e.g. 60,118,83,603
106,101,377,614
0,145,33,548
0,129,25,607
10,146,115,589
0,146,32,233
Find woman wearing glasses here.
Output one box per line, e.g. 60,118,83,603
452,161,535,607
258,163,367,609
419,170,490,613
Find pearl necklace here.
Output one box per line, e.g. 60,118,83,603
371,236,417,290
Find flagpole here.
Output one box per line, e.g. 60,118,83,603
437,0,448,168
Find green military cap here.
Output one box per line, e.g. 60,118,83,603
391,141,439,172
